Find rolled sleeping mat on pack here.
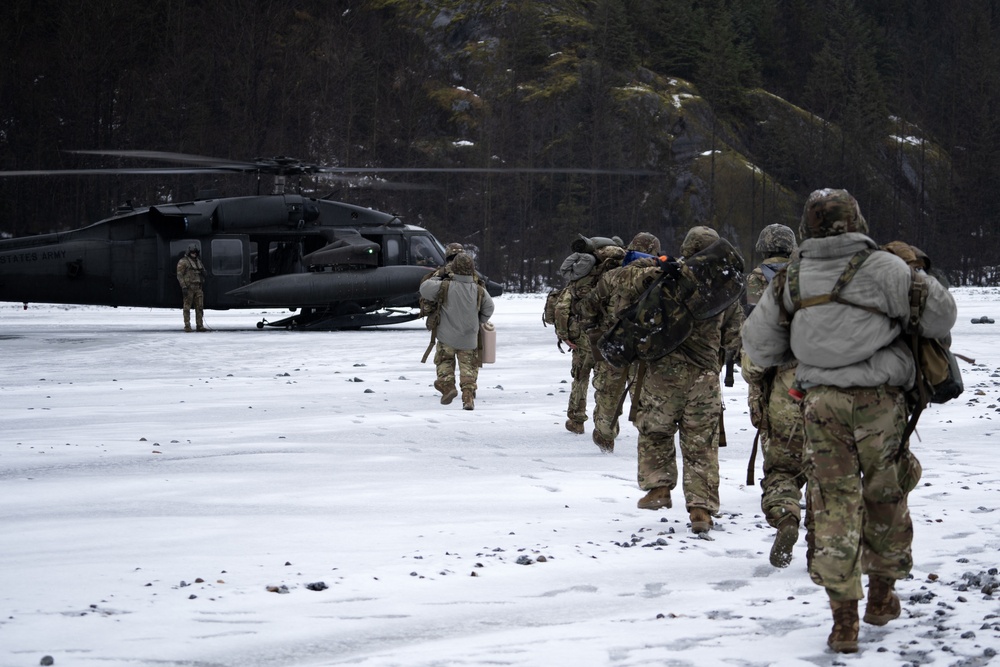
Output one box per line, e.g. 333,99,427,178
570,234,624,254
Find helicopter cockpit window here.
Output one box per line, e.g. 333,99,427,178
383,237,401,265
211,239,243,276
410,235,444,267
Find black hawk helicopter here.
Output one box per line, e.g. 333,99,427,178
0,150,513,329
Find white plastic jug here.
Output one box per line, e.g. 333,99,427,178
480,321,496,363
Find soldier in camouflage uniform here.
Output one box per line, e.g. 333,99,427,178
742,189,956,653
633,227,743,529
176,243,207,332
554,250,599,434
577,232,662,453
419,253,495,410
557,243,626,436
740,223,805,567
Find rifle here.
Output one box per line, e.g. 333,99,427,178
718,399,727,447
746,430,760,485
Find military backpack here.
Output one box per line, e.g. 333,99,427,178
542,288,561,326
597,238,746,369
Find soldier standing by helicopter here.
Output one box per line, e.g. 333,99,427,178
177,243,207,332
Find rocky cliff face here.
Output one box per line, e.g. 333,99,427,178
375,0,951,273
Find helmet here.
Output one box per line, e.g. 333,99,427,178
187,243,200,255
627,232,661,255
451,253,475,276
680,226,719,258
755,224,797,256
444,242,464,261
799,189,868,240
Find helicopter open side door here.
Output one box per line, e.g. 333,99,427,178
167,236,251,309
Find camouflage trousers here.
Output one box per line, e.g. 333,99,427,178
760,366,807,528
592,360,632,442
434,342,479,394
635,357,721,513
182,285,204,328
801,385,920,601
566,338,595,424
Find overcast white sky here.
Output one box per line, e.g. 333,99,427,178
2,290,999,667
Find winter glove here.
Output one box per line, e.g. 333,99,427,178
657,256,683,279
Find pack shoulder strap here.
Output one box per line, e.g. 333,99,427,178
787,249,886,316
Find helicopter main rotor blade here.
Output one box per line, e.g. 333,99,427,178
0,167,440,190
5,149,663,182
0,167,249,177
68,149,259,169
313,166,663,176
68,150,663,176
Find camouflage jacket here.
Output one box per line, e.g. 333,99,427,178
176,254,206,289
662,300,743,373
577,257,659,333
745,255,791,313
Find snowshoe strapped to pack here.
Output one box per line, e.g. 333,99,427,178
597,238,745,369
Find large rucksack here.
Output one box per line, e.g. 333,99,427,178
597,238,746,369
552,286,576,342
542,288,561,326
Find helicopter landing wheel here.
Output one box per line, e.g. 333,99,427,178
257,320,265,329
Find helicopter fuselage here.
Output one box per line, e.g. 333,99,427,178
0,194,502,328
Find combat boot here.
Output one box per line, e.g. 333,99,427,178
827,599,859,653
863,575,901,626
592,430,614,454
637,487,672,510
565,419,585,434
439,382,458,405
462,390,475,411
184,325,193,333
769,516,799,568
689,508,713,534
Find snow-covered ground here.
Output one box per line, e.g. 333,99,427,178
1,290,999,667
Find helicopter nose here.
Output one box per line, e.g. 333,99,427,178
484,278,504,297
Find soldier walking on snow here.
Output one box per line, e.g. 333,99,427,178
552,248,601,434
577,232,662,454
740,223,806,567
419,253,494,411
742,189,956,653
631,227,743,532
